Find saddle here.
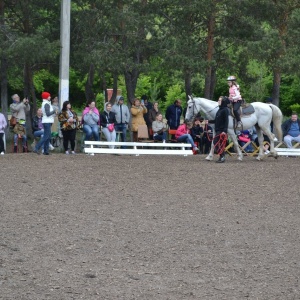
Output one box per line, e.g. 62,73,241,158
228,101,255,118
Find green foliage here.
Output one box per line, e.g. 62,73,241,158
148,78,161,103
162,84,186,111
289,104,300,115
135,75,152,98
244,60,272,102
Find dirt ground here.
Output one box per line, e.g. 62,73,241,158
1,152,300,300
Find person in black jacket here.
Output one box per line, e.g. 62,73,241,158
165,99,182,129
208,96,229,163
191,117,203,153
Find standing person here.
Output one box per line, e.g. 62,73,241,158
0,112,7,155
33,92,57,155
131,98,147,142
51,96,60,134
175,120,199,152
58,101,79,154
101,102,117,148
152,113,167,142
32,108,55,152
148,101,161,125
10,94,30,126
282,112,300,148
82,100,100,141
165,99,182,130
227,75,242,128
112,95,130,144
141,95,152,127
207,96,229,163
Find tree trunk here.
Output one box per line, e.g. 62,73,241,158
210,66,217,100
184,69,192,102
124,70,139,105
1,56,8,132
110,71,118,104
272,69,281,107
0,0,8,128
23,63,34,138
204,3,217,99
102,72,108,102
85,63,95,102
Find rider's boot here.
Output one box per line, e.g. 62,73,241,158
234,110,243,129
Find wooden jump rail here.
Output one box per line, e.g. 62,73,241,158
84,141,194,156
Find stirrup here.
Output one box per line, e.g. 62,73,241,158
236,121,243,129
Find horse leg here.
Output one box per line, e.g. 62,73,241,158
205,140,214,161
255,127,265,161
259,125,278,159
229,131,243,161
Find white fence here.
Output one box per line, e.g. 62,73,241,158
84,141,193,156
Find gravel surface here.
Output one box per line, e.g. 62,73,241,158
1,153,300,300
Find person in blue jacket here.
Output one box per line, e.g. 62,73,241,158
165,99,182,129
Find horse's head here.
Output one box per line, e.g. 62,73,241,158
185,95,198,121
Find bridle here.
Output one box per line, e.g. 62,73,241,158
188,96,218,118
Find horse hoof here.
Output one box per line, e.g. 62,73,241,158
205,156,213,161
238,156,243,161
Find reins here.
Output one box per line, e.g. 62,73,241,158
204,123,228,155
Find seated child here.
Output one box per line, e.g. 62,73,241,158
191,117,203,153
13,120,27,153
238,130,253,153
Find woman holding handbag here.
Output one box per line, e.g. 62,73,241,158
100,102,117,148
58,101,79,154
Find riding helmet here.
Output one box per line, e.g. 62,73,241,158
227,75,237,81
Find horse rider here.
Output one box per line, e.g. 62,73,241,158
227,75,243,128
207,96,229,163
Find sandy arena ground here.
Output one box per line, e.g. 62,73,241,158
1,153,300,300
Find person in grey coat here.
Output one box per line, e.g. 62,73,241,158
111,95,130,143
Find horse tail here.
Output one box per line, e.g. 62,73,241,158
269,104,283,142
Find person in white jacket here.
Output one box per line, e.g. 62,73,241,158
33,92,58,155
0,112,7,154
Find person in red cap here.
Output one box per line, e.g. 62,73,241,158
33,92,58,155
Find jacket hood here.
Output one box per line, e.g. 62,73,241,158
219,96,230,109
116,95,124,104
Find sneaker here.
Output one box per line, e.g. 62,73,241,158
216,156,225,163
193,147,199,151
43,152,50,155
65,151,70,155
0,151,4,155
49,144,55,151
33,149,40,155
264,150,270,154
71,151,76,154
274,137,278,142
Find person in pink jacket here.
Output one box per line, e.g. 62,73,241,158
227,75,243,128
175,120,199,152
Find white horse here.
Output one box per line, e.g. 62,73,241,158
185,96,283,161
